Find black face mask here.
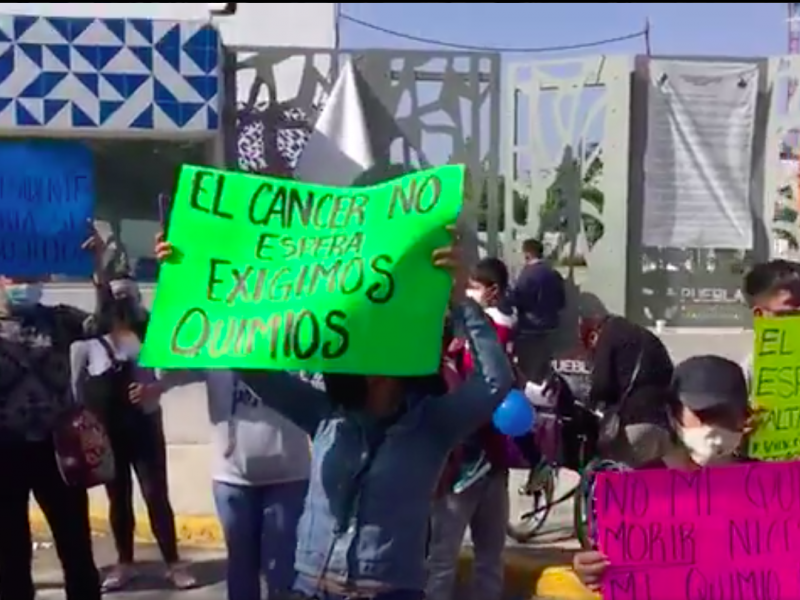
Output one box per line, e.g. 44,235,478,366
322,372,448,412
405,374,448,398
322,374,368,411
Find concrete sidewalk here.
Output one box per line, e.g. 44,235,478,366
32,534,575,600
33,536,227,600
30,469,585,599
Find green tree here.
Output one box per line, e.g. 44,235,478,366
536,148,605,261
466,144,605,249
473,173,528,232
775,184,800,250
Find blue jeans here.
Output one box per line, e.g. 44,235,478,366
213,479,307,600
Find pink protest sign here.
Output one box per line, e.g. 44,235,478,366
595,461,800,600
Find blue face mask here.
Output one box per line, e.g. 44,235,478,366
5,283,43,307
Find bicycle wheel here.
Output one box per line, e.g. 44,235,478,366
506,467,557,543
573,459,631,549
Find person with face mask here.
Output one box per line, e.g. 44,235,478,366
741,260,800,387
568,355,749,598
69,295,194,591
0,227,113,600
156,227,515,600
108,276,149,330
664,355,748,468
428,257,532,600
581,313,674,414
577,312,674,467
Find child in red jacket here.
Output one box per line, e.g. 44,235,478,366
462,258,548,476
427,258,548,600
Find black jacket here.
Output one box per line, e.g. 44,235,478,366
588,316,674,422
0,282,113,441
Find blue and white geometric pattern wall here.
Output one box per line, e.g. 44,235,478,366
0,15,220,133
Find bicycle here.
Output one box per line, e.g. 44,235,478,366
506,463,557,542
573,457,632,548
506,385,601,544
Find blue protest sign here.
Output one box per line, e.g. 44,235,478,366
0,141,95,277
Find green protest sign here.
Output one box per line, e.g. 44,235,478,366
140,164,464,374
750,315,800,460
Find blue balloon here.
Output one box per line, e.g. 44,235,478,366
492,389,536,437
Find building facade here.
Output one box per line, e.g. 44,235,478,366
0,14,220,133
0,3,336,308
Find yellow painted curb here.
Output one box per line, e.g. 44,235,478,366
31,507,585,598
29,506,225,548
535,566,599,600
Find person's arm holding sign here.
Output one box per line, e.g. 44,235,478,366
422,230,516,443
154,233,331,434
236,369,332,435
572,551,609,592
54,222,115,341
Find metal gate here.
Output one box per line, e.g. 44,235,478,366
503,55,632,320
222,47,501,261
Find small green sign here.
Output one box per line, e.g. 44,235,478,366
750,315,800,460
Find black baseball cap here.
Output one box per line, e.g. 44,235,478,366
672,355,748,412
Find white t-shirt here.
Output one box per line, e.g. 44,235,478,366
83,336,141,376
69,335,158,413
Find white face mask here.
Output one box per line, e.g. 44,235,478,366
5,283,43,307
678,425,742,466
465,288,485,305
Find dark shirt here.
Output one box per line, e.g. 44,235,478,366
511,261,566,333
0,284,111,442
588,316,673,418
81,338,137,435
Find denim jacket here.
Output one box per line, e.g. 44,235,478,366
238,299,514,593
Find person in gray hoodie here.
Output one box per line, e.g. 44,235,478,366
157,365,311,600
94,263,311,600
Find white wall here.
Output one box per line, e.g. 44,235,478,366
0,3,212,19
1,3,338,300
211,3,337,50
217,4,338,104
0,3,337,49
0,3,339,105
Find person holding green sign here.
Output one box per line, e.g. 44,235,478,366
741,259,800,387
154,224,515,600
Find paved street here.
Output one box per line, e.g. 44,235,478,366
32,540,572,600
34,537,228,600
33,470,578,599
506,468,580,547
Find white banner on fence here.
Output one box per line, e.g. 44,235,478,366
294,59,374,186
642,59,757,249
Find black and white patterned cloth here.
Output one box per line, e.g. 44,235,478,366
235,101,327,394
0,305,96,441
236,105,314,176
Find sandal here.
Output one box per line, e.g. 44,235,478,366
166,563,197,590
101,564,134,592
